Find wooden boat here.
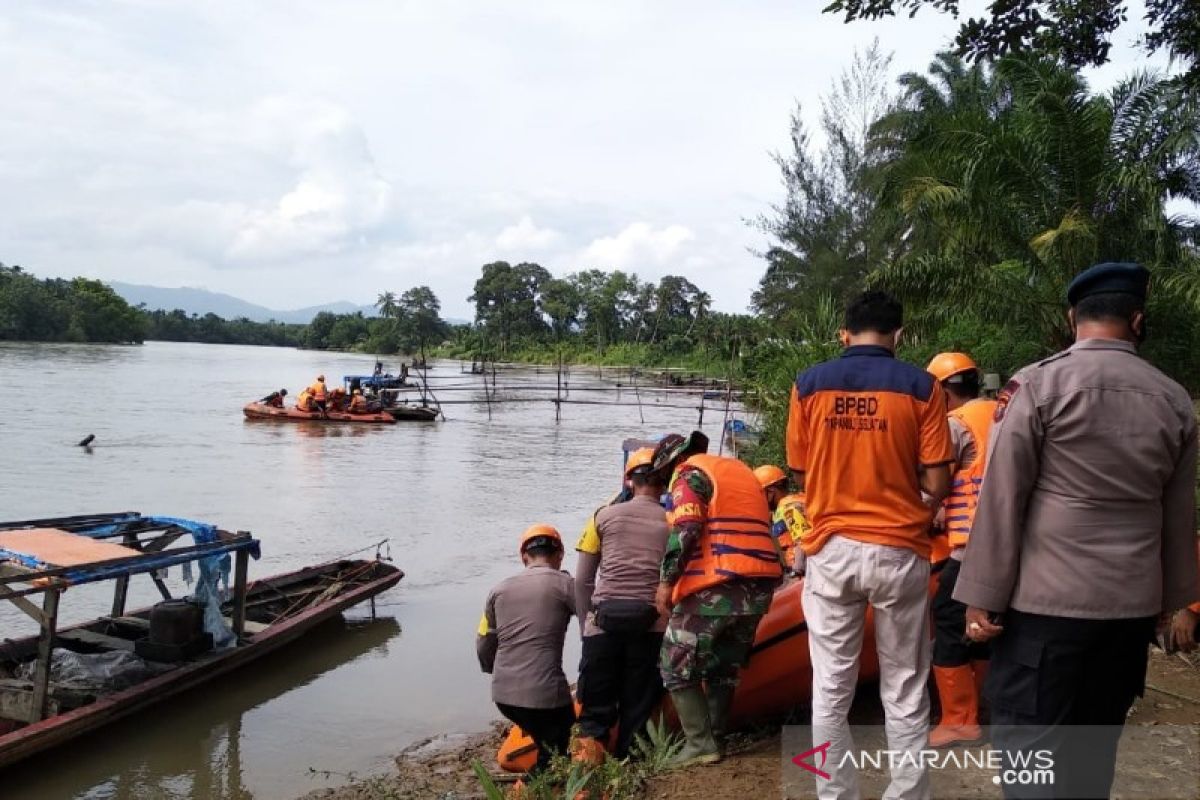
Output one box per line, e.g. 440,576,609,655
242,402,395,424
0,513,403,769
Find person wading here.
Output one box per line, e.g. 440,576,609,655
476,524,576,778
923,352,996,748
955,262,1200,799
573,447,670,764
652,431,782,768
753,464,811,578
786,290,952,800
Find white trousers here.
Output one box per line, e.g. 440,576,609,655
802,536,932,800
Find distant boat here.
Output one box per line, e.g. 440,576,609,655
242,402,396,424
0,513,402,769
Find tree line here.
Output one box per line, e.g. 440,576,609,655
744,43,1200,466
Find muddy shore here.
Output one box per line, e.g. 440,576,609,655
300,649,1200,800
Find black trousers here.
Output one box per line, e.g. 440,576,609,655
495,702,575,775
987,610,1156,799
577,630,666,758
932,558,990,666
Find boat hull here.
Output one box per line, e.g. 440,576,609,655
0,559,402,769
385,406,438,421
242,402,395,424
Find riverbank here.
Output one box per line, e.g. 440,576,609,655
300,648,1200,800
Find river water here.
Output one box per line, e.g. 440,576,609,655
0,341,736,799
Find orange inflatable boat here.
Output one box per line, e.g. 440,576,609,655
495,578,888,773
242,402,396,424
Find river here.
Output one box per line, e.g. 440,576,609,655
0,341,737,799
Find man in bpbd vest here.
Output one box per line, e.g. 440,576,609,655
924,352,997,748
956,262,1200,798
787,290,953,800
652,431,782,768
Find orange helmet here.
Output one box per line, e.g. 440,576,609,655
753,464,788,489
624,447,655,477
926,352,978,383
519,523,562,554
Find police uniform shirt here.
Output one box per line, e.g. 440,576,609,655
477,566,575,708
953,338,1200,619
576,495,670,636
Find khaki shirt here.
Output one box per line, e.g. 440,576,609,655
575,495,670,636
954,338,1200,619
476,565,575,708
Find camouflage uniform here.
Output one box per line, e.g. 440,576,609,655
659,465,778,692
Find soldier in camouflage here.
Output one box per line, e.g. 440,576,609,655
652,431,782,768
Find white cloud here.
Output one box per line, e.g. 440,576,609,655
0,1,1172,316
581,223,695,268
495,215,559,251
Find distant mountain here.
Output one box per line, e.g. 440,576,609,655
109,282,377,324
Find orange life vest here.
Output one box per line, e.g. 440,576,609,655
309,380,328,401
348,396,368,414
296,389,314,411
671,454,782,604
944,399,997,548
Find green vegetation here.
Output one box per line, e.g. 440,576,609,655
824,0,1199,89
142,308,305,346
741,46,1200,467
471,716,685,799
0,265,146,344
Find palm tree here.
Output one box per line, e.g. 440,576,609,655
375,291,398,321
867,53,1200,354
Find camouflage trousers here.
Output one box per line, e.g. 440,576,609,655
659,612,764,692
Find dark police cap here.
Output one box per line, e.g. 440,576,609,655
1066,262,1150,306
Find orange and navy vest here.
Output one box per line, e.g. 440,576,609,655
671,454,782,603
944,399,998,548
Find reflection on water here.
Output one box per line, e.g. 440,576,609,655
0,341,722,798
4,617,401,800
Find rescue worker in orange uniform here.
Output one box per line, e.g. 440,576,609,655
476,524,576,778
347,389,369,415
295,387,315,412
787,291,952,800
924,352,997,748
308,375,329,416
652,431,783,768
327,386,347,412
752,465,811,576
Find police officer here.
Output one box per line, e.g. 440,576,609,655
574,448,671,763
955,262,1200,799
476,525,576,777
652,431,782,768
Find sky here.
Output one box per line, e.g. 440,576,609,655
0,1,1172,319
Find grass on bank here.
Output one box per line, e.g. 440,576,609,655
471,716,684,800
